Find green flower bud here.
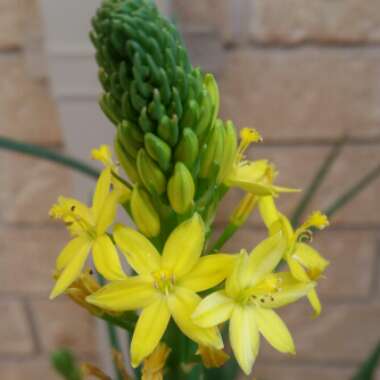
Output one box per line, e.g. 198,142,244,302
175,128,199,170
114,137,140,183
218,120,238,183
136,149,166,195
157,115,179,147
131,186,160,237
199,120,225,179
144,133,172,172
117,121,143,159
204,73,220,129
168,163,195,214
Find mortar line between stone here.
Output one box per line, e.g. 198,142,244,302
224,40,380,51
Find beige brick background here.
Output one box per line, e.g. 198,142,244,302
0,1,379,379
0,1,97,379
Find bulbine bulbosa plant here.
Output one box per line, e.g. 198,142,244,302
48,0,331,378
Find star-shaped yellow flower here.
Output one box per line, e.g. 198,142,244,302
87,214,235,367
193,233,315,375
259,196,330,315
49,167,125,299
224,128,298,196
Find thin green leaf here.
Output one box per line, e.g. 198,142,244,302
352,342,380,380
325,163,380,218
291,135,347,226
0,136,100,179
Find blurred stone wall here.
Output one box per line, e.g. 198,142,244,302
0,1,98,379
175,1,380,379
0,1,379,380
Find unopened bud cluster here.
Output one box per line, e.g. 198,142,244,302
91,0,237,236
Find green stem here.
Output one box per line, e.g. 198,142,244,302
0,136,100,179
97,275,124,380
209,223,238,253
324,163,380,218
291,135,347,226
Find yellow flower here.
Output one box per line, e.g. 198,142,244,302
224,128,298,196
92,144,131,203
193,234,315,375
87,214,235,367
49,168,126,299
259,197,330,316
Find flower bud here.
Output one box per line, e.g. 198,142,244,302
204,73,220,128
218,120,238,183
168,163,195,214
117,122,143,159
199,120,225,179
157,115,179,147
114,137,140,183
136,149,166,195
131,186,160,237
174,128,199,170
144,132,172,172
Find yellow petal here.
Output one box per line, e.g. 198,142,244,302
192,291,234,328
254,272,316,309
95,191,119,235
229,305,259,375
235,160,269,182
246,232,287,287
92,167,112,220
254,307,295,354
179,254,236,292
86,276,157,311
228,179,277,196
162,214,205,278
258,196,279,230
225,251,250,298
113,224,161,274
168,287,223,349
287,255,310,282
307,288,322,317
50,240,91,299
92,235,126,281
293,243,329,277
56,236,90,272
130,296,171,368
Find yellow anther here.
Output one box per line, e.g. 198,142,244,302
236,128,263,162
301,211,330,231
91,144,114,167
240,128,263,144
153,270,174,294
